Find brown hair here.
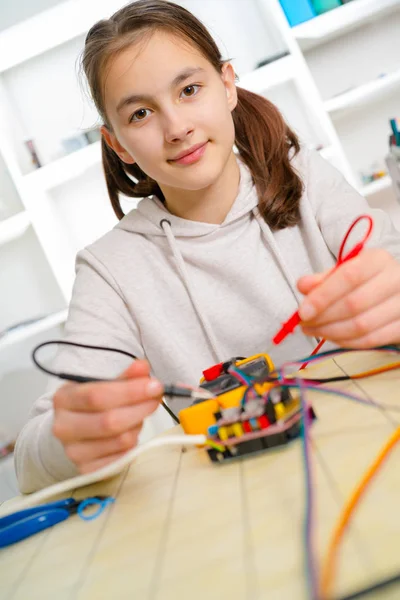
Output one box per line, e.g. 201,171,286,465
81,0,302,230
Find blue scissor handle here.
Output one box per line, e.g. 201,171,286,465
0,496,114,549
0,508,70,548
0,498,77,531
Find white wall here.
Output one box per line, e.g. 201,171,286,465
180,0,286,76
304,8,400,187
2,0,287,172
0,0,66,32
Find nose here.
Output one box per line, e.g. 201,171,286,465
163,107,194,144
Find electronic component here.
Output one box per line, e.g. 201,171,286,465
178,353,316,462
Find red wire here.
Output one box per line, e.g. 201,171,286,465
272,215,374,348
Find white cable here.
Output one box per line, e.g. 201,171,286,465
1,434,206,516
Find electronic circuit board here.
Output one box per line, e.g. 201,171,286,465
178,354,316,462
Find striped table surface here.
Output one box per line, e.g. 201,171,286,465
1,349,400,600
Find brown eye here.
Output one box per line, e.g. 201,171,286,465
130,108,151,122
181,84,200,98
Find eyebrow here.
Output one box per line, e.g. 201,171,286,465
116,67,206,114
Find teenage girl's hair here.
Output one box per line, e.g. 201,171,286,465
81,0,302,230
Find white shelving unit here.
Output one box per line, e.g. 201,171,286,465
362,175,392,198
24,140,102,191
292,0,399,49
0,309,68,352
0,211,30,246
324,68,400,115
238,53,295,93
0,0,399,450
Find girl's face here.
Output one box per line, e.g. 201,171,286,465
101,31,238,194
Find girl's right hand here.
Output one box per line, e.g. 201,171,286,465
52,360,163,474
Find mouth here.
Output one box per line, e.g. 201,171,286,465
169,141,209,165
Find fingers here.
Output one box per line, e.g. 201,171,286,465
52,358,162,472
54,375,163,413
64,426,141,467
342,320,400,349
297,248,400,348
302,294,400,343
298,249,389,322
119,359,150,380
297,270,330,295
301,268,400,329
53,400,159,442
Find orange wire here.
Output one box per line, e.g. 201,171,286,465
320,426,400,598
350,361,400,379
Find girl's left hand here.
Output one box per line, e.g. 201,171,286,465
297,248,400,349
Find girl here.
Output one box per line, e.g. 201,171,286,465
15,0,400,493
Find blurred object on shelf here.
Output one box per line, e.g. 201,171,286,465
311,0,342,15
278,0,316,27
24,139,42,169
386,154,400,202
61,132,89,155
386,118,400,202
255,51,290,69
0,440,15,460
61,127,101,157
360,163,387,187
389,118,400,149
83,127,102,145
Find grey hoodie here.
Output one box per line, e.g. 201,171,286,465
15,147,400,492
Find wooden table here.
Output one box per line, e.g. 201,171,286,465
1,350,400,600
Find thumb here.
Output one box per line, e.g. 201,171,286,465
119,359,151,380
297,269,331,295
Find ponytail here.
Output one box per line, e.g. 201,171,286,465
83,1,303,229
101,137,164,220
233,87,303,231
102,88,303,228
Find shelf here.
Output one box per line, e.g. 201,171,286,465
361,175,391,197
0,212,30,246
0,0,124,73
293,0,400,50
0,309,68,351
23,142,102,190
324,68,400,115
238,55,295,94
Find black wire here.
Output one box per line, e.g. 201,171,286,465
265,374,352,384
32,340,179,422
161,401,180,423
31,339,400,592
32,340,138,377
336,570,400,600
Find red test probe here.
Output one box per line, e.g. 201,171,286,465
272,215,374,347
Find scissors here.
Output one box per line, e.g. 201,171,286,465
0,496,114,548
273,214,374,345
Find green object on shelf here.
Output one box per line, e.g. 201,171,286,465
311,0,342,14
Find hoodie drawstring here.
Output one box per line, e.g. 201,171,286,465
160,219,224,364
253,208,320,348
252,208,304,307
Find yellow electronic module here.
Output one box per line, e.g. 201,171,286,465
179,354,315,463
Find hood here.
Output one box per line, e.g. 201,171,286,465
114,156,304,365
115,156,257,238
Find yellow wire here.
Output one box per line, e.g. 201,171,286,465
206,440,225,453
320,426,400,598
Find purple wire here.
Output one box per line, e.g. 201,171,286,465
298,379,319,599
280,378,400,412
279,346,400,380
